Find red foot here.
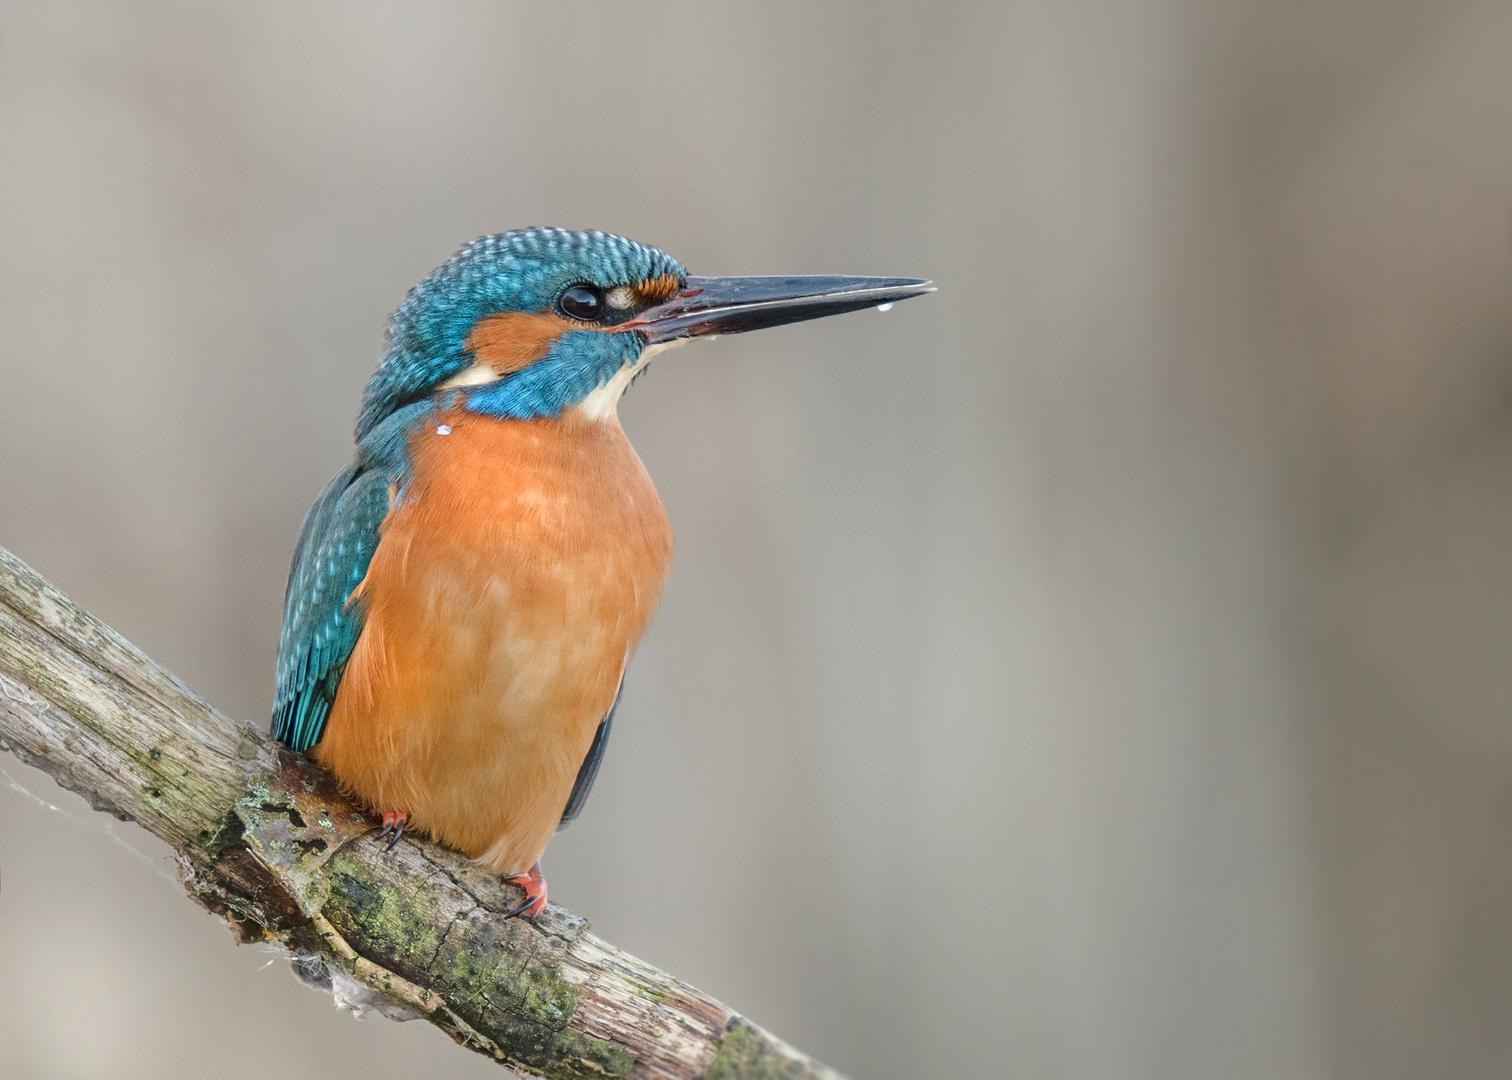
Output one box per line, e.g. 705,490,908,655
376,809,409,851
504,861,548,920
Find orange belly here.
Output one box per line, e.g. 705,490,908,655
314,406,674,875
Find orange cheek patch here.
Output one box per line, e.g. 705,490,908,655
465,311,580,375
632,273,682,306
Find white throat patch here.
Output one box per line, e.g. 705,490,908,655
573,339,688,422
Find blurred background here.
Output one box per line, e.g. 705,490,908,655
1,1,1510,1077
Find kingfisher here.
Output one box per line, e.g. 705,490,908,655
271,228,930,918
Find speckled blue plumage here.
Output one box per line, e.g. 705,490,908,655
272,461,386,751
276,228,682,755
356,228,684,439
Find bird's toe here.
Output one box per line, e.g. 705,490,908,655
376,808,409,850
504,861,548,920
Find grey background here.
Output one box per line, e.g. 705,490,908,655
2,2,1511,1078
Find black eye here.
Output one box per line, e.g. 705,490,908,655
558,284,604,321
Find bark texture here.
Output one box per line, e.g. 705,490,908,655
0,544,841,1080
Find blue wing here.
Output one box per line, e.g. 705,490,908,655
272,463,391,752
558,677,623,829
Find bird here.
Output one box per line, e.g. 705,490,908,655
271,228,931,918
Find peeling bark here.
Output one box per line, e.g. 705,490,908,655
0,545,842,1080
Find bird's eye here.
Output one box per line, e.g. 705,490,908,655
558,284,604,321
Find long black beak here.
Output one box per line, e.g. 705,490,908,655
627,275,934,344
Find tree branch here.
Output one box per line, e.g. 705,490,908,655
0,544,841,1080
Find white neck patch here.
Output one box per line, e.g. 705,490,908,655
437,362,501,391
573,339,688,422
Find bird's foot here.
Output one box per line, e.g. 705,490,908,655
503,861,548,920
376,809,409,851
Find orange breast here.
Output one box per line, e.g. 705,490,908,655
314,407,674,875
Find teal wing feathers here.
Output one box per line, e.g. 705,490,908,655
272,463,391,752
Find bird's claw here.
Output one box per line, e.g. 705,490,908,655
376,809,408,851
504,861,548,920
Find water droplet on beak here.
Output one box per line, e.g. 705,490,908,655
875,302,894,312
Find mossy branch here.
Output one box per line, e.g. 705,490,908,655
0,544,841,1080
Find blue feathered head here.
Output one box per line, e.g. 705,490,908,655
357,228,687,439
